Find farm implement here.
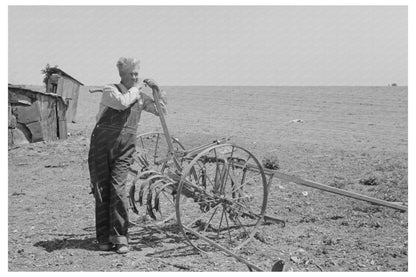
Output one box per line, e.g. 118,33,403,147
126,80,407,271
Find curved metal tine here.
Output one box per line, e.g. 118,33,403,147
135,170,166,183
149,178,169,192
154,186,180,225
135,169,160,180
149,180,173,219
138,175,171,198
146,174,172,185
154,181,176,210
155,181,176,199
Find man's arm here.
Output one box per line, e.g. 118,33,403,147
101,85,140,110
141,90,168,116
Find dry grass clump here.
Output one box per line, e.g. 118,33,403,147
262,151,280,170
359,176,379,186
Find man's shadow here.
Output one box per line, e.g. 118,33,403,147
33,230,97,252
33,223,200,257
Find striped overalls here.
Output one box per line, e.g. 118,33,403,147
88,84,140,246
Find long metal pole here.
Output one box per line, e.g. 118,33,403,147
268,170,408,212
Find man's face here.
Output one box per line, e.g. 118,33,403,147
120,65,139,89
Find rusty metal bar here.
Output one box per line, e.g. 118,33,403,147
226,161,407,211
270,170,407,212
182,226,264,271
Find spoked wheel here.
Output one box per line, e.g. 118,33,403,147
176,144,268,253
129,132,185,223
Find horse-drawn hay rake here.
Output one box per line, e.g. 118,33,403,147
125,80,407,271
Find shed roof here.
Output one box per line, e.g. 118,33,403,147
48,68,84,86
8,84,67,105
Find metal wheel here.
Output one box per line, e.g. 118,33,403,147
129,132,185,223
175,144,268,252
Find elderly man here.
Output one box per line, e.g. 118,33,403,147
88,57,166,254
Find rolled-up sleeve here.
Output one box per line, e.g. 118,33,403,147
101,85,139,110
142,90,168,116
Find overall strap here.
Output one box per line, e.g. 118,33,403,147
114,83,122,93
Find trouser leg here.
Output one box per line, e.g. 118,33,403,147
109,136,135,245
88,129,113,244
95,183,111,244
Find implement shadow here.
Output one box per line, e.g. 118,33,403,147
128,222,200,258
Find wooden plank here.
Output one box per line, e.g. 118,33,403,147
38,95,58,141
14,102,41,124
58,120,67,139
26,121,44,142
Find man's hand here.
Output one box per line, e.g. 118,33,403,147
135,80,146,91
143,79,160,91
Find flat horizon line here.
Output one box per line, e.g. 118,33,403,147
12,83,407,88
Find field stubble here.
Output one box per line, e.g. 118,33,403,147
8,86,407,271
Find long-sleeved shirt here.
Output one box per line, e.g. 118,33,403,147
96,83,167,122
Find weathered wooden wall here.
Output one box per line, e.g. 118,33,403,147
8,86,68,145
59,77,80,123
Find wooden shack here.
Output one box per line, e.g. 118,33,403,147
45,68,83,123
8,84,68,145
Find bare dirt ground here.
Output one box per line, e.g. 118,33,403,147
8,86,408,271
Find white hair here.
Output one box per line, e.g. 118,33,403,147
116,57,140,74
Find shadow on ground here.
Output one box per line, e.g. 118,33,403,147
33,223,194,255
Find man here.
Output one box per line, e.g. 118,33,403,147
88,57,166,254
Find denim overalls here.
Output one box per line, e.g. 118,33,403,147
88,84,141,246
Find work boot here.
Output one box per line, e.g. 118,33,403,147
98,243,114,251
116,244,129,254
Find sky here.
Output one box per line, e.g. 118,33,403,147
8,5,408,86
